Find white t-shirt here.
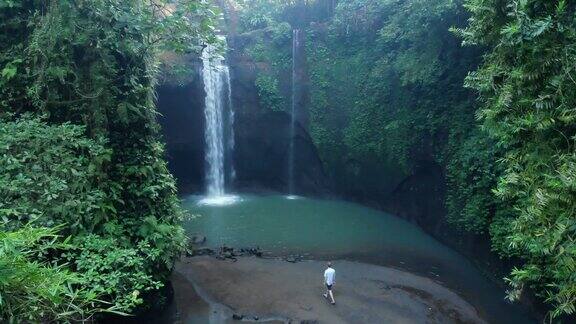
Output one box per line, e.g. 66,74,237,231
324,267,336,285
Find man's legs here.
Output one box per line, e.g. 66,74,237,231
324,285,335,304
328,288,335,304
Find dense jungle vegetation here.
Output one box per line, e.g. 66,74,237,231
0,0,216,321
235,0,576,319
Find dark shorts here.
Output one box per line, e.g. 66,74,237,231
326,284,333,290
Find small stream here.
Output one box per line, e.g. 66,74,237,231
159,194,536,323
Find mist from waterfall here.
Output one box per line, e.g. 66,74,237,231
200,43,237,205
288,29,300,197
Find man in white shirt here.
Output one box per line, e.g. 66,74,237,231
323,261,336,305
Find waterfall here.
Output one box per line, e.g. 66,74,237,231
288,29,300,197
200,43,237,205
226,68,236,185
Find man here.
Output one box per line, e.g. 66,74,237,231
323,261,336,305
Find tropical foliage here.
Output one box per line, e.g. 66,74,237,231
0,224,100,322
457,0,576,317
0,0,216,321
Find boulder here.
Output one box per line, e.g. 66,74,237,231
220,245,234,253
190,234,207,245
285,256,297,263
189,247,214,257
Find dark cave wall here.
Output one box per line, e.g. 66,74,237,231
157,62,205,194
228,29,327,195
234,111,329,195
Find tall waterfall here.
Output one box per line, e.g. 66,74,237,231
200,43,236,205
287,29,300,197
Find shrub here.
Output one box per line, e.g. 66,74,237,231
0,117,186,316
0,223,101,323
0,117,111,233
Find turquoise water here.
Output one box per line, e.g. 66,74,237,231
186,195,456,259
182,194,536,324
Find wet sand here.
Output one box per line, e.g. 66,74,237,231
175,256,487,323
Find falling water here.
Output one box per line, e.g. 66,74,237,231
288,29,300,197
226,69,236,185
200,43,236,204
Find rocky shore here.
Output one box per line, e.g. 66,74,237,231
174,254,486,324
